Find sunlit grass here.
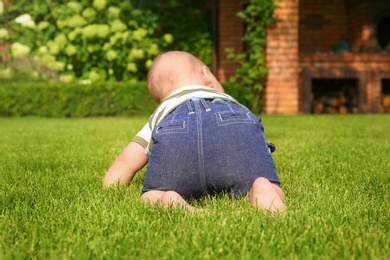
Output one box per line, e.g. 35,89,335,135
0,116,389,259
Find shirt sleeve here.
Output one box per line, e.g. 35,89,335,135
131,122,151,149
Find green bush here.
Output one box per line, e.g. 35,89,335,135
1,0,214,82
0,81,157,117
223,81,252,111
0,80,251,118
0,0,173,82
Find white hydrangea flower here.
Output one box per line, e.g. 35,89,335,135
102,42,111,51
67,15,87,28
145,59,153,68
110,19,127,33
68,30,78,41
87,45,95,53
67,2,81,12
82,25,96,38
59,74,74,83
128,48,144,61
93,0,107,11
109,35,118,45
74,27,82,34
31,71,39,79
10,42,31,59
80,79,92,85
24,20,36,28
15,14,36,28
0,1,4,15
65,45,77,56
89,70,100,82
54,33,67,47
96,24,110,38
16,14,32,24
56,20,67,29
48,43,60,55
38,46,48,54
82,7,96,18
48,61,65,71
147,43,159,56
132,28,148,41
163,33,174,43
0,28,9,39
82,24,110,39
106,49,117,61
121,31,130,44
108,6,120,18
41,54,56,65
126,63,137,72
114,31,123,39
0,68,12,79
37,21,50,30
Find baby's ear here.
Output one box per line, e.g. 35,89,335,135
201,66,213,87
201,65,225,93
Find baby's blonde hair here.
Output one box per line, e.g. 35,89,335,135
147,51,204,102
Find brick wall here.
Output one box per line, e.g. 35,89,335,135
299,0,390,113
216,0,243,81
263,0,300,113
217,0,390,114
299,0,390,53
218,0,300,114
299,0,348,53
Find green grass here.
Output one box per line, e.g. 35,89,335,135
0,115,389,259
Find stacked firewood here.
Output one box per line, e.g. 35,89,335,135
311,87,359,114
380,93,390,113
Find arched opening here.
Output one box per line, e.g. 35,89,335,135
377,16,390,50
381,79,390,113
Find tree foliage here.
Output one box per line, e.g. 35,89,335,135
132,0,213,68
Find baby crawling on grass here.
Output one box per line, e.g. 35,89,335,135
103,51,286,214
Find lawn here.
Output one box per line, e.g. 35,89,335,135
0,115,389,259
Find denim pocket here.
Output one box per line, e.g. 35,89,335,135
216,111,254,126
156,117,189,134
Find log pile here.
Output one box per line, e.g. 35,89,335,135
380,93,390,113
311,86,359,114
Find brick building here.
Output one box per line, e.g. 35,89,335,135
215,0,390,114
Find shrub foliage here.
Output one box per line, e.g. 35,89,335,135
0,81,157,117
0,0,213,83
0,0,174,83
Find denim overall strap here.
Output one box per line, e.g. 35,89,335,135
187,98,211,114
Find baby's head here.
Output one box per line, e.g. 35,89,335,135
147,51,224,102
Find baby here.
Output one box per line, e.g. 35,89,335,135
103,51,286,213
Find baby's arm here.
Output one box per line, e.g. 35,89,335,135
102,141,148,187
